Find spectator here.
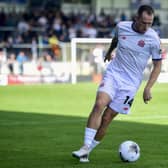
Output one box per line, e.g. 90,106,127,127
16,51,28,75
0,8,6,26
83,23,97,38
7,53,16,75
17,18,30,34
120,12,127,21
37,52,53,76
48,32,61,58
0,49,6,73
38,12,48,28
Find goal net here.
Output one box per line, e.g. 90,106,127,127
71,38,168,84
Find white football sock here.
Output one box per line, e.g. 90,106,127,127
84,127,97,147
89,139,100,152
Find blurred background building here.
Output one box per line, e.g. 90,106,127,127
0,0,167,43
0,0,168,84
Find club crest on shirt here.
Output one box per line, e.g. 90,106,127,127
137,40,145,47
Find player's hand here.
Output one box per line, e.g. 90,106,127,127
143,88,152,104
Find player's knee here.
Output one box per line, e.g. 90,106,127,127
94,99,107,111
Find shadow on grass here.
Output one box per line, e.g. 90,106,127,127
0,110,168,168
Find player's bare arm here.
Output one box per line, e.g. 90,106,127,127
104,35,118,62
143,59,162,104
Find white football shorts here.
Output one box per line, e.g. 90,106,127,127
98,73,137,114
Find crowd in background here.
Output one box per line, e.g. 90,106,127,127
0,7,163,75
0,8,161,45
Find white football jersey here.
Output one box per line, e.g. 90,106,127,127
106,21,162,89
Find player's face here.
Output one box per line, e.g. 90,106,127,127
135,11,154,34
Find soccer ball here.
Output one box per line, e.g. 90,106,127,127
119,140,140,162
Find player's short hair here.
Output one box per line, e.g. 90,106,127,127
137,5,154,16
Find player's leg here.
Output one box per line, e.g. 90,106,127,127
87,86,137,155
75,107,118,163
88,107,118,154
94,107,118,141
72,71,116,162
72,91,111,160
87,91,111,129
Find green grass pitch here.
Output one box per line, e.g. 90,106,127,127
0,82,168,168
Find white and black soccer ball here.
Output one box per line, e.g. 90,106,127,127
119,140,140,162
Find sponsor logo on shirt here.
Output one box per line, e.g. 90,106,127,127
99,82,104,87
159,49,162,54
123,107,128,111
122,36,126,39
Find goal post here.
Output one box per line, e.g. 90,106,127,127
71,38,112,84
71,38,168,84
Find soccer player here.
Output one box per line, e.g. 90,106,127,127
72,5,162,162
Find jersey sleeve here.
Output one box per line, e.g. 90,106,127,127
151,36,162,60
